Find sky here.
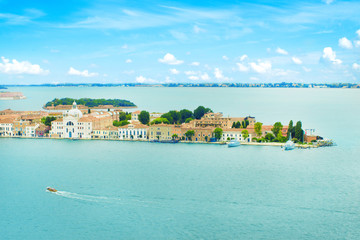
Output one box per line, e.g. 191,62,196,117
0,0,360,84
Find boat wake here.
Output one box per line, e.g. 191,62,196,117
53,191,119,203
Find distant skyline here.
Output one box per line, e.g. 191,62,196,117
0,0,360,84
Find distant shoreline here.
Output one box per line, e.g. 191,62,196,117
2,82,360,89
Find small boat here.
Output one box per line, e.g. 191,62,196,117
47,187,57,192
284,139,295,150
228,140,240,148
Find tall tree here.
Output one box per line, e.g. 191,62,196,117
161,113,174,124
254,122,263,137
271,122,283,137
180,109,193,123
295,121,304,142
194,106,206,119
232,122,236,128
138,111,150,125
213,128,223,140
235,121,241,128
287,120,293,138
241,129,249,140
169,110,181,124
119,112,127,121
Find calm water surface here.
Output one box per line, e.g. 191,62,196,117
1,87,360,239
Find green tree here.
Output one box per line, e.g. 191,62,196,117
150,117,170,125
169,110,181,124
232,122,236,128
213,127,223,141
185,130,195,141
271,122,283,137
113,120,130,127
88,109,91,114
265,133,275,142
193,106,212,120
41,116,57,126
241,129,249,140
180,109,194,123
235,121,241,128
138,111,150,125
287,120,293,139
295,121,304,142
185,117,193,123
119,112,127,121
161,113,174,124
254,122,263,137
172,134,178,139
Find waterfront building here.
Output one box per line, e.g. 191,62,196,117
118,123,148,140
49,101,113,139
92,126,119,139
0,118,15,136
190,112,255,129
180,125,214,142
131,110,141,122
35,124,50,137
221,129,252,142
25,123,40,137
148,124,173,141
13,119,31,136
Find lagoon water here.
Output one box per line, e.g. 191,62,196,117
1,87,360,239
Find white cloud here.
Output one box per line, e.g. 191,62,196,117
354,40,360,48
276,47,288,55
292,57,303,65
357,29,360,38
158,53,184,65
193,25,204,33
250,77,259,81
185,70,197,75
303,67,311,72
68,67,98,77
169,68,179,74
200,72,210,80
353,63,360,71
249,60,272,74
239,54,248,61
135,75,157,83
188,75,199,80
322,47,342,64
190,62,200,66
222,55,229,61
125,59,132,63
236,62,249,72
323,0,334,4
213,68,230,81
121,44,128,49
338,37,353,49
0,56,49,75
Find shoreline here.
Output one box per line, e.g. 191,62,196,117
0,136,319,148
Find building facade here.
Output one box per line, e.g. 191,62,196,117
118,123,148,140
148,124,173,141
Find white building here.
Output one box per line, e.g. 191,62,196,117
25,123,39,137
118,123,148,140
0,119,14,136
221,129,252,142
50,101,92,139
131,110,141,121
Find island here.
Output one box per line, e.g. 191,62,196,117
0,101,333,149
0,92,26,100
43,98,136,110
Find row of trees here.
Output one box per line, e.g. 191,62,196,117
287,120,304,142
45,98,136,107
134,106,213,125
231,120,250,129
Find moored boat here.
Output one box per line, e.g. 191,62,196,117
284,139,295,150
228,140,240,148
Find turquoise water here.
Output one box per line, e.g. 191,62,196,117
1,87,360,239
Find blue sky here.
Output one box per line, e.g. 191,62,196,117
0,0,360,84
